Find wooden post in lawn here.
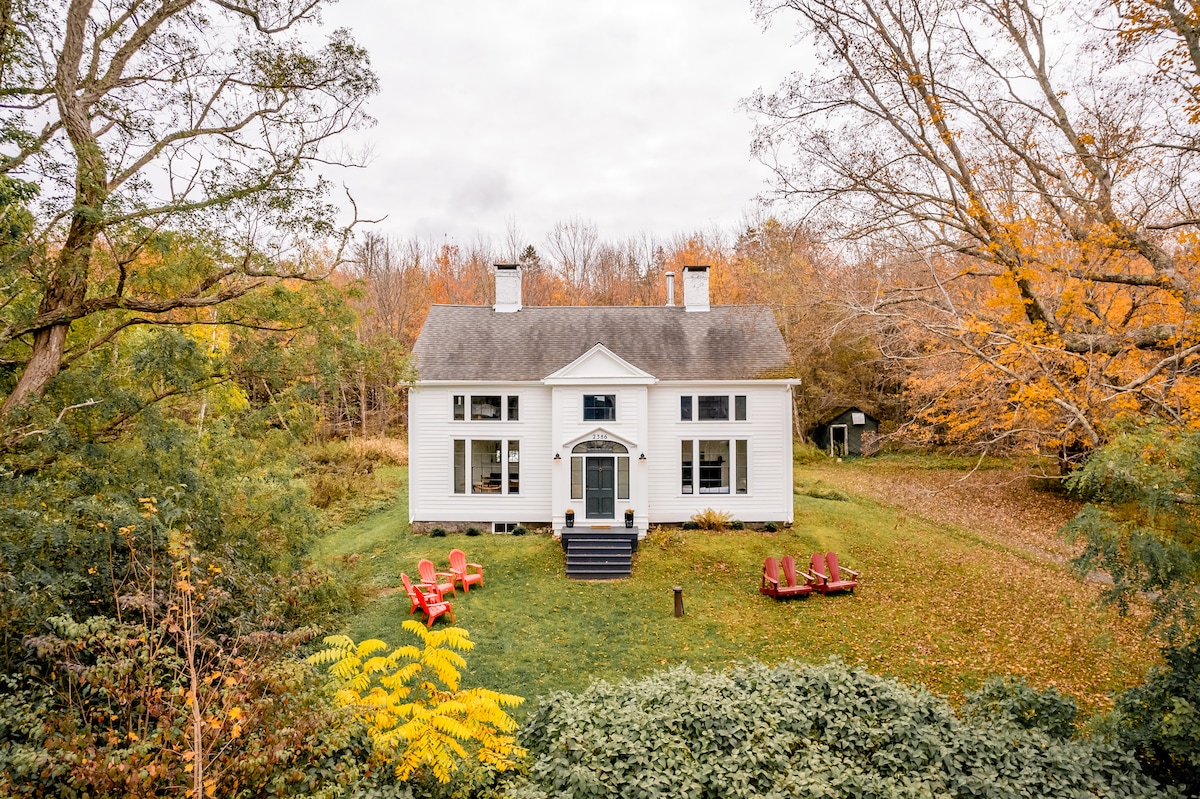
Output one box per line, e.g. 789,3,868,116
673,586,684,617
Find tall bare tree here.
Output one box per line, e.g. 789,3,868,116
751,0,1200,451
0,0,377,414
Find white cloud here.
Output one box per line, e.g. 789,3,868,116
320,1,809,246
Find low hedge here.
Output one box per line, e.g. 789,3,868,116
506,659,1163,799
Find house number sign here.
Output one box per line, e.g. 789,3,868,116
591,433,608,440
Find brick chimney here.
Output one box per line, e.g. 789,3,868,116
493,263,522,313
683,265,710,312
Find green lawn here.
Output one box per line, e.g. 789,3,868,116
309,465,1156,717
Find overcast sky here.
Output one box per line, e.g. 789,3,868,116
321,2,809,248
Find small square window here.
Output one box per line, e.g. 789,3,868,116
584,394,616,421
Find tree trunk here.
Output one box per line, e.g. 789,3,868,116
1,325,69,414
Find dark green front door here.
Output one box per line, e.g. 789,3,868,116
585,456,615,519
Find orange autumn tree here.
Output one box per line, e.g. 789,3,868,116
752,0,1200,457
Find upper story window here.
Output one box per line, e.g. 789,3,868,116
455,394,519,421
698,395,729,421
471,396,503,419
583,394,616,421
681,394,748,421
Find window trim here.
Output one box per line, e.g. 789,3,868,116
453,438,521,495
680,438,748,495
680,393,749,422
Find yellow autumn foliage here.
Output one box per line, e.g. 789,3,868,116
309,622,524,784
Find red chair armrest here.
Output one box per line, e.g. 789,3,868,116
467,562,483,570
841,567,860,578
435,571,455,580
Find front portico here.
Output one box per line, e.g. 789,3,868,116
544,345,655,534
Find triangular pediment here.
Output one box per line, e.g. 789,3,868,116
543,343,657,385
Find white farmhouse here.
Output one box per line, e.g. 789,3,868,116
408,264,797,577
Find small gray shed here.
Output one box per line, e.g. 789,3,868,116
813,407,880,457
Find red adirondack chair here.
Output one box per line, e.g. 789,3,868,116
412,583,455,627
417,558,456,601
779,555,816,597
760,557,782,598
400,572,433,615
448,549,484,592
810,552,859,594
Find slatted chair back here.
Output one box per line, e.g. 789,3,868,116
417,558,456,600
760,557,780,597
400,572,423,615
810,552,828,586
781,555,799,588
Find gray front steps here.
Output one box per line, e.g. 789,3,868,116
561,529,638,580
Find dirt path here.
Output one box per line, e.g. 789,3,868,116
802,461,1085,566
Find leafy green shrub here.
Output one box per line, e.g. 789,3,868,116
512,525,528,536
681,521,699,531
466,527,482,537
689,508,732,531
1106,636,1200,794
763,521,780,533
730,519,744,530
509,660,1160,799
431,528,447,537
963,676,1078,739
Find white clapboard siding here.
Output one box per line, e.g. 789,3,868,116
645,383,794,523
409,384,553,523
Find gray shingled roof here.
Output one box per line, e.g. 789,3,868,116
412,305,793,381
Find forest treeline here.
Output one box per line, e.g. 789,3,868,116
1,0,1199,795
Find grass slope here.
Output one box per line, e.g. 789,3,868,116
310,465,1156,717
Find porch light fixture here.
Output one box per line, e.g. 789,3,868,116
554,452,561,461
639,453,646,461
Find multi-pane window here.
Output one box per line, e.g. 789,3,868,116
454,394,519,421
681,439,748,494
453,439,521,494
471,396,503,420
583,394,616,421
680,394,748,421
